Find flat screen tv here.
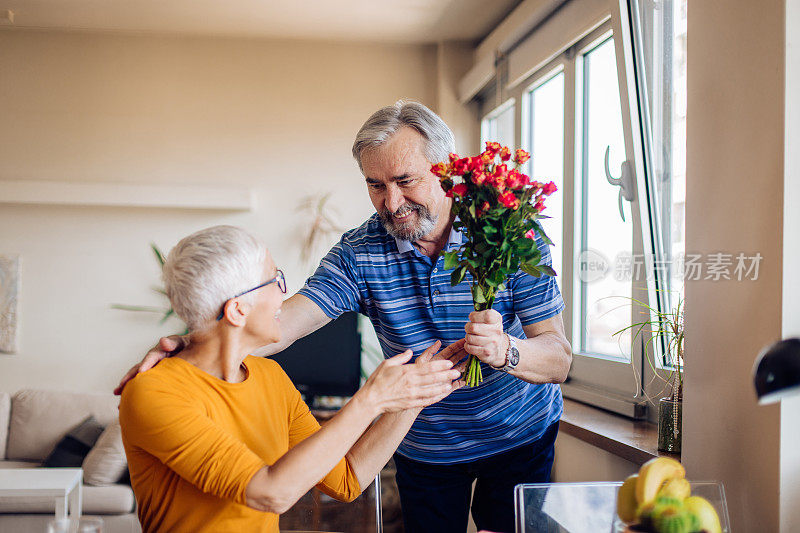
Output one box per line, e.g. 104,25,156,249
270,312,362,407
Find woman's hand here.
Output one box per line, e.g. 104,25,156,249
362,340,465,414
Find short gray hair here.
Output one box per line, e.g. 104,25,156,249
352,100,455,172
163,225,266,332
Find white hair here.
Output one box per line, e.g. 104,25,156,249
352,100,456,171
162,225,266,332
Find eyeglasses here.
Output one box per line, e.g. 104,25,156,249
216,269,286,320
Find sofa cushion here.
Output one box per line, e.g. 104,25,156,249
83,419,128,486
6,389,118,462
0,484,135,515
43,416,105,468
0,392,9,459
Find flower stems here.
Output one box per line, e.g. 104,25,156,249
463,282,496,387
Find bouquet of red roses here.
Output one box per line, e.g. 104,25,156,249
432,142,557,386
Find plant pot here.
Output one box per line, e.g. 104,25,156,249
657,397,682,453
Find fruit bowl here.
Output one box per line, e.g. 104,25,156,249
512,480,729,533
612,481,730,533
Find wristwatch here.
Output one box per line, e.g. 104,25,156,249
498,334,520,373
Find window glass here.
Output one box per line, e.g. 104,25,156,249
632,0,687,366
481,102,515,149
527,71,565,278
578,36,632,359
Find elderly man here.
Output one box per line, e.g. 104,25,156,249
118,101,571,533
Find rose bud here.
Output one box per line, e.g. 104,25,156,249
514,149,531,165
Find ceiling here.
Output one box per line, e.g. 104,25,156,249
0,0,522,43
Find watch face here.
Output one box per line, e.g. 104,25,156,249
509,347,520,366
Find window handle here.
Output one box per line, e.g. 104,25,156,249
604,146,636,222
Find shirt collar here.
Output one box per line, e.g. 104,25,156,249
393,221,463,254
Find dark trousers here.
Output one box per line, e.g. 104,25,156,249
393,421,559,533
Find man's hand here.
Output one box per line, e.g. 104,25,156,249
464,310,508,368
113,335,187,395
424,338,469,374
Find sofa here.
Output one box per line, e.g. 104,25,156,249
0,389,141,533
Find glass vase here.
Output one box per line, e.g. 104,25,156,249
657,397,682,453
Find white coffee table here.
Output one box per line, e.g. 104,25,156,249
0,468,83,520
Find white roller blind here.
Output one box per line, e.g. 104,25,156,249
507,0,610,89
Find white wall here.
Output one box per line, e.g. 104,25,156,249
684,1,783,531
0,29,438,393
782,1,800,531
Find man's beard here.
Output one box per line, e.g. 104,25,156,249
379,201,438,242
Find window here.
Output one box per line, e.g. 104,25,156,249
480,98,516,150
526,69,565,281
475,0,688,419
576,35,632,359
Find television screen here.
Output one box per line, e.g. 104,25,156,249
270,312,362,403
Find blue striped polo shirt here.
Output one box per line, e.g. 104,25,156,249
298,213,565,464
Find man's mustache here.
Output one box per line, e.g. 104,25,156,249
382,202,424,220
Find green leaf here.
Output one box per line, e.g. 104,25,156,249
160,308,175,324
451,265,467,286
521,263,542,278
110,304,166,313
491,270,507,286
472,284,486,303
443,251,459,270
151,243,166,268
514,238,535,252
539,264,557,277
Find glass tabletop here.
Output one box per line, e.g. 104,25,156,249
514,481,730,533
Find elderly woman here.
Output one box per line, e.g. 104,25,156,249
119,225,463,533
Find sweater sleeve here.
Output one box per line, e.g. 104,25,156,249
282,373,362,502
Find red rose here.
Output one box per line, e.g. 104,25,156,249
542,181,558,196
499,146,511,161
477,200,491,217
430,162,449,177
498,190,520,210
484,141,501,155
487,175,505,193
471,171,487,186
449,153,460,163
514,149,531,165
534,198,546,211
451,183,468,197
452,157,470,175
525,229,537,239
468,156,485,173
506,169,529,190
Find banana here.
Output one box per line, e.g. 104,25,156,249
658,477,692,501
636,457,686,505
617,474,639,523
683,496,722,533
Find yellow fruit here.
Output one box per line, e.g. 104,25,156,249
636,457,686,505
684,496,722,533
658,477,691,501
617,474,639,523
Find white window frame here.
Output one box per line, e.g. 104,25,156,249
475,0,674,421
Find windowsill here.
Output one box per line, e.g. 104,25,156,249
560,399,680,465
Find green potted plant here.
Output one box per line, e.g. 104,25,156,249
111,243,188,334
614,295,684,453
